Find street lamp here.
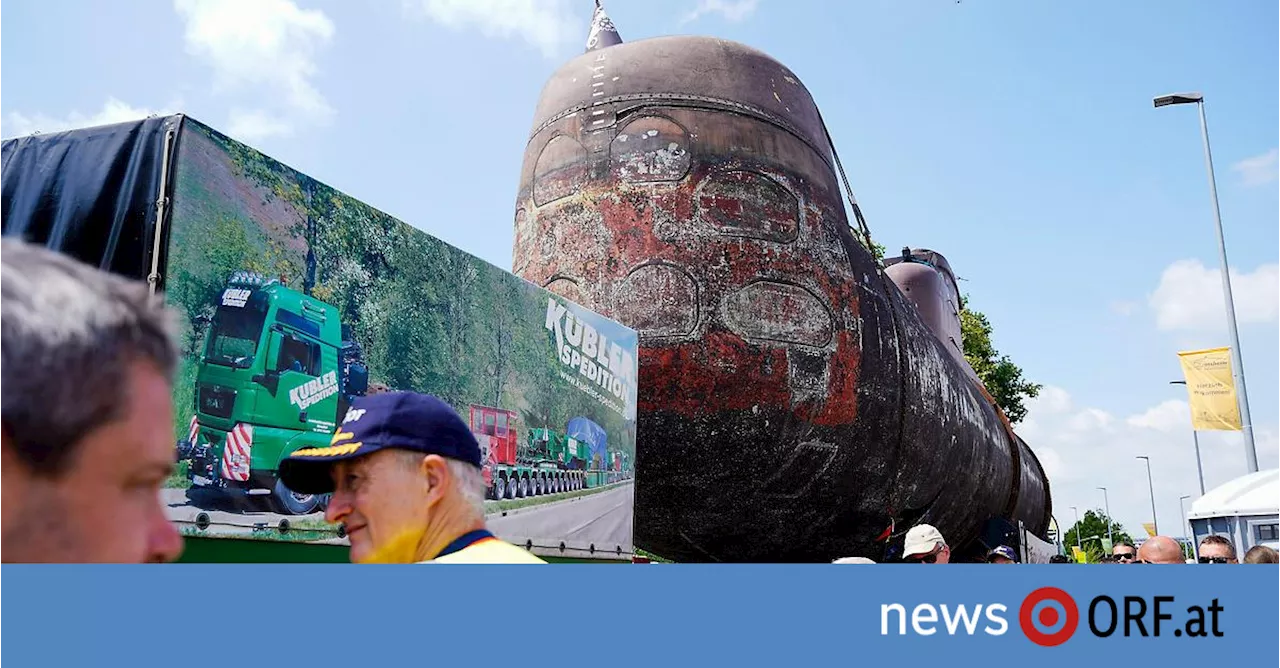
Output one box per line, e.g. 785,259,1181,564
1070,506,1081,549
1170,380,1206,495
1154,92,1258,474
1096,487,1113,544
1137,456,1159,535
1179,494,1197,560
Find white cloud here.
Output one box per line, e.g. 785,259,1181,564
174,0,335,135
1125,400,1190,433
3,97,177,138
679,0,760,25
403,0,579,59
227,108,295,142
1231,148,1278,187
1148,259,1279,331
1019,385,1279,542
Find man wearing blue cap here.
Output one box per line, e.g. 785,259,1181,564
278,392,545,564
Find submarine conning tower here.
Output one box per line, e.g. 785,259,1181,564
882,248,967,372
511,4,1050,562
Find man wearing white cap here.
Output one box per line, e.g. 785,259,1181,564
902,524,951,564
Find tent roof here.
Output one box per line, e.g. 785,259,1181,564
1187,468,1279,519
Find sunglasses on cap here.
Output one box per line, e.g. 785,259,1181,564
1197,556,1231,564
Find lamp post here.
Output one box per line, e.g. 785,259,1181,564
1096,487,1113,544
1179,494,1196,560
1154,92,1258,474
1070,506,1081,549
1170,380,1206,495
1137,456,1159,535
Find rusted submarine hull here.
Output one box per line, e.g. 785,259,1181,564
512,35,1050,562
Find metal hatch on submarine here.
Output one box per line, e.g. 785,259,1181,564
511,1,1051,562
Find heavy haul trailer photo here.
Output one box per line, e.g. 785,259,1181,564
469,405,634,501
2,113,641,563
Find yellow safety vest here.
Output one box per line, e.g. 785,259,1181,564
419,530,546,564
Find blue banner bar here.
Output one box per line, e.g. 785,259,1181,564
3,565,1275,666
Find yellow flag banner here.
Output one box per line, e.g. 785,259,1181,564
1142,522,1157,538
1177,347,1242,431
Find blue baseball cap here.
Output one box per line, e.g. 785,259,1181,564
278,391,482,495
987,545,1019,562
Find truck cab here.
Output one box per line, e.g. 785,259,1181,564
179,271,368,514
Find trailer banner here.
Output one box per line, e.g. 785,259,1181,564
163,117,638,560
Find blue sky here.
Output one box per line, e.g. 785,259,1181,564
4,0,1277,542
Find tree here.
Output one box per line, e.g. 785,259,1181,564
1064,509,1134,560
959,294,1041,424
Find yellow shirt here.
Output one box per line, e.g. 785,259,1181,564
419,530,547,564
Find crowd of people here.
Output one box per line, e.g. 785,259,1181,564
834,523,1279,565
4,238,1277,566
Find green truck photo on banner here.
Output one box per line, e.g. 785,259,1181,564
163,118,638,560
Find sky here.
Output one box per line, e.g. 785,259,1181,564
3,0,1277,544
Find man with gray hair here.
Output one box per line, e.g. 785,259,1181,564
278,391,545,563
1,238,184,563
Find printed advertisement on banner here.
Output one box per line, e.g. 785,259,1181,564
1176,347,1242,431
162,118,638,559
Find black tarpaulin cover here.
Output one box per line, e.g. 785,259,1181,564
1,114,183,282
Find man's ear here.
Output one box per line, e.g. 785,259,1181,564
420,454,451,506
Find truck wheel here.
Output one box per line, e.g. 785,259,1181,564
519,477,528,498
271,479,321,515
492,478,504,501
507,478,518,500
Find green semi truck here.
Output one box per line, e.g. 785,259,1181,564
177,270,369,514
179,269,638,514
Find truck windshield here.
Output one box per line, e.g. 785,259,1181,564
204,292,268,368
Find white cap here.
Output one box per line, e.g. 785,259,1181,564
903,524,946,557
832,556,876,564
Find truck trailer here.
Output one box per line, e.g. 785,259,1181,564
2,114,640,561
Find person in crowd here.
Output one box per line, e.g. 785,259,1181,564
278,391,545,563
832,556,876,564
1136,535,1186,564
1111,541,1137,563
985,545,1018,564
1049,554,1072,563
1,239,184,563
902,524,950,563
1243,545,1278,564
1197,535,1238,564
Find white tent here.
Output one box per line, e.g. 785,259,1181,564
1187,469,1279,554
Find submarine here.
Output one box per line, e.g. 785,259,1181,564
511,2,1051,562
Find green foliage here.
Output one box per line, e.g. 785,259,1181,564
959,294,1042,424
1063,509,1135,560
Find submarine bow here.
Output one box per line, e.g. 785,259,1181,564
511,11,1050,562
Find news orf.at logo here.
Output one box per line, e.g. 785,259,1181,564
1019,587,1079,646
881,588,1225,645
